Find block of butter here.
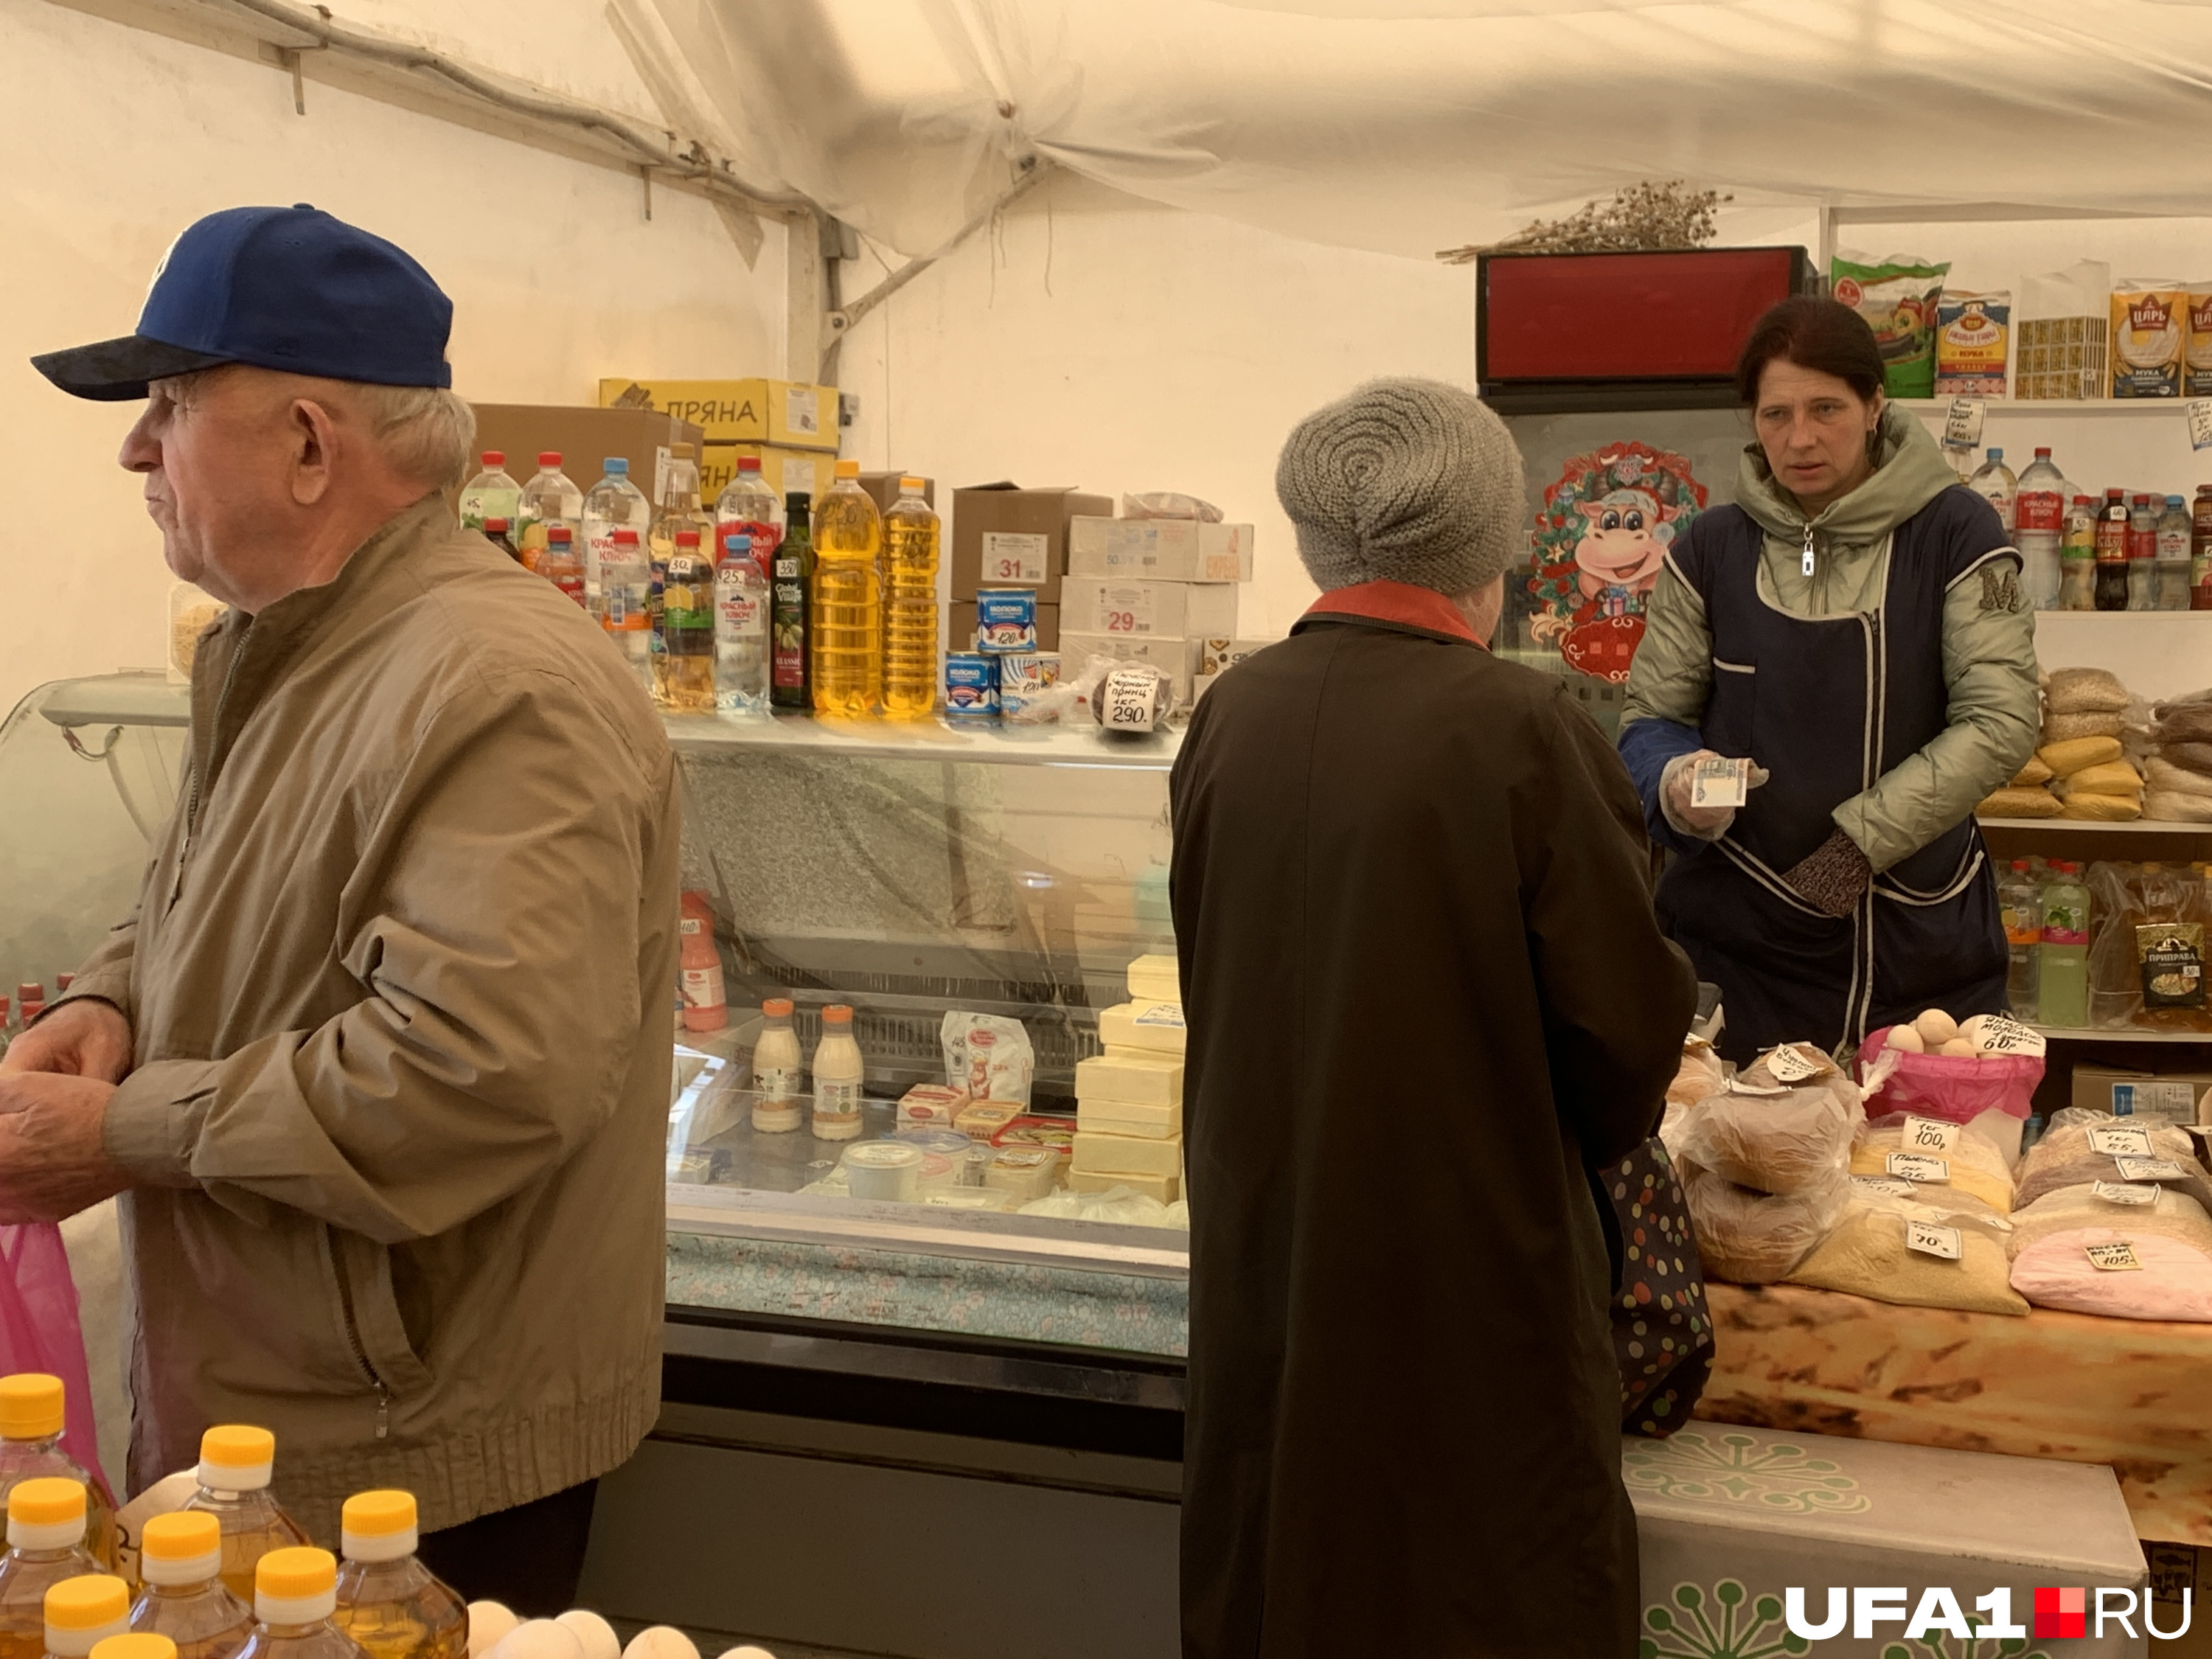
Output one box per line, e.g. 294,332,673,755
1098,1001,1186,1057
1076,1051,1183,1107
1077,1097,1182,1140
1073,1129,1183,1179
1124,953,1181,1004
1069,1167,1179,1204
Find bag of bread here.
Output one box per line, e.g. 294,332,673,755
1671,1044,1857,1197
2045,667,2132,715
1850,1113,2018,1213
1790,1184,2026,1315
1680,1161,1847,1284
2014,1107,2212,1214
2011,1228,2212,1321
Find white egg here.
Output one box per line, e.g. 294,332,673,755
469,1605,520,1659
622,1629,700,1659
1938,1038,1977,1058
717,1649,778,1659
1885,1023,1926,1054
555,1613,622,1659
490,1621,585,1659
1914,1009,1960,1047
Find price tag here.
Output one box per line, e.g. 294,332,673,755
785,385,821,437
2187,397,2212,453
1093,584,1158,636
782,458,818,498
1887,1151,1951,1183
2089,1125,2155,1159
1901,1115,1960,1155
981,532,1050,585
1100,669,1164,732
1972,1015,2046,1058
2093,1180,2159,1207
1944,397,1986,451
1691,754,1750,810
2085,1239,2144,1272
1906,1219,1964,1260
1764,1043,1835,1084
1852,1175,1917,1197
1132,1003,1185,1029
2114,1155,2188,1182
1726,1080,1790,1097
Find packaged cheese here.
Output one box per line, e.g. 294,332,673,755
2111,281,2187,398
984,1144,1060,1201
1071,1130,1183,1179
953,1101,1023,1139
1077,1097,1183,1139
1124,953,1182,1004
1068,1167,1179,1204
897,1083,969,1127
1098,1001,1186,1057
1076,1050,1183,1107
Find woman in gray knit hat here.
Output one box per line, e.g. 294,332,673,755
1170,378,1694,1659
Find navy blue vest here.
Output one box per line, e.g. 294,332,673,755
1657,488,2011,1059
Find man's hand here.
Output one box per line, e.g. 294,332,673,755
0,999,131,1082
0,1074,130,1224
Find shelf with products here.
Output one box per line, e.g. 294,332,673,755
1978,816,2212,834
2030,1025,2212,1045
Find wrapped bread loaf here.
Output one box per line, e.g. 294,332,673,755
2044,667,2132,714
1680,1161,1847,1284
1671,1046,1859,1196
2014,1109,2212,1214
1790,1186,2027,1315
1978,787,2062,819
2038,735,2124,776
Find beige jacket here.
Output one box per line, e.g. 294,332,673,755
57,495,679,1539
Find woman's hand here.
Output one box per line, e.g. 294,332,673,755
1660,750,1753,840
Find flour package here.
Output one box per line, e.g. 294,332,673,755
941,1012,1035,1107
1832,251,1950,398
1934,290,2010,397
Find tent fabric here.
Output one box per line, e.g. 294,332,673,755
639,0,2212,260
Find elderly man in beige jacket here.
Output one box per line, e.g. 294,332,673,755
5,206,678,1613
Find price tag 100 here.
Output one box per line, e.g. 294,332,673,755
1902,1115,1959,1155
1887,1151,1951,1184
1906,1220,1964,1260
2088,1125,2155,1159
2085,1239,2144,1272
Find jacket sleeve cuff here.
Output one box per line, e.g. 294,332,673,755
1826,803,1892,873
102,1060,222,1187
1618,715,1715,858
46,970,134,1029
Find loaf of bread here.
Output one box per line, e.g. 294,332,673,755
2045,667,2132,714
2038,735,2125,776
2059,792,2142,821
1672,1048,1859,1196
1680,1161,1846,1284
2146,791,2212,824
1978,787,2062,819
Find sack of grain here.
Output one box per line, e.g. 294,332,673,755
2045,667,2132,714
2042,711,2128,744
2059,792,2142,821
2056,759,2144,799
2153,703,2212,746
2014,1108,2212,1214
2011,756,2056,787
1978,787,2062,819
2006,1183,2212,1257
1851,1116,2017,1213
2147,757,2212,798
2010,1228,2212,1321
1789,1186,2026,1315
2146,791,2212,824
2039,735,2125,776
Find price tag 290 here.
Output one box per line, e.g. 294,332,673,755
1906,1219,1964,1260
2085,1239,2143,1272
1902,1115,1959,1155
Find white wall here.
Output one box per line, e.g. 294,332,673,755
0,0,787,720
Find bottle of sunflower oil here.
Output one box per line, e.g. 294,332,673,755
42,1573,128,1659
0,1380,114,1572
179,1434,307,1607
0,1481,101,1659
810,460,883,717
128,1512,251,1659
880,479,941,719
231,1553,352,1659
330,1494,464,1659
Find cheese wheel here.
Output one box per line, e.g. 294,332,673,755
2038,736,2124,776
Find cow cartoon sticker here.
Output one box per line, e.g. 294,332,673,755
1528,442,1708,684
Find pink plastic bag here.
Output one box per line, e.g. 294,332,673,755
0,1225,111,1500
1855,1029,2044,1125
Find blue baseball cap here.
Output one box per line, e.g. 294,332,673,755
32,204,453,402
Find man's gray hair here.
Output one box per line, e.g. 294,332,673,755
347,383,477,492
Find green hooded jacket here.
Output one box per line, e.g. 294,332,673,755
1621,405,2039,871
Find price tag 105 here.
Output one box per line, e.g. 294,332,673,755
2085,1239,2143,1272
1906,1219,1964,1260
1887,1151,1951,1184
1902,1115,1960,1155
2089,1125,2155,1159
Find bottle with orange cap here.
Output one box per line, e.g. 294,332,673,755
0,1481,102,1659
178,1434,307,1607
42,1574,128,1659
0,1380,114,1571
330,1494,462,1659
128,1514,249,1659
93,1635,175,1659
232,1551,358,1659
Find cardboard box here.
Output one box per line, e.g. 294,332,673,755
951,485,1112,602
469,404,706,511
699,442,829,503
1067,517,1254,582
1062,577,1239,640
950,601,1060,653
858,473,934,516
1193,637,1277,700
597,378,839,451
2070,1062,2212,1126
1060,630,1197,703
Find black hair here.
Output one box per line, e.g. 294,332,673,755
1734,296,1886,405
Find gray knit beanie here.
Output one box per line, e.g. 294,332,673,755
1276,378,1526,595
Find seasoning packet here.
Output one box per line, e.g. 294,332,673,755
1933,290,2010,397
2111,280,2186,398
1832,252,1950,398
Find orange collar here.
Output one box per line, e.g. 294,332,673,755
1300,580,1484,647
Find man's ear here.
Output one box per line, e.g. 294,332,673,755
288,397,339,506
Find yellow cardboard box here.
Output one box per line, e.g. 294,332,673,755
698,442,833,503
599,378,840,452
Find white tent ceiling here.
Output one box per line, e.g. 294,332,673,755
629,0,2212,259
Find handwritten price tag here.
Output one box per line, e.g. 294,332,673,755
1902,1115,1960,1155
2085,1239,2143,1272
1887,1151,1951,1184
2114,1155,2188,1182
2093,1180,2158,1208
2089,1125,2155,1159
1944,397,1986,451
2186,397,2212,453
1852,1175,1916,1197
1907,1220,1963,1260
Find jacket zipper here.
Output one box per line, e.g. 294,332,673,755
1801,522,1817,579
324,1230,392,1441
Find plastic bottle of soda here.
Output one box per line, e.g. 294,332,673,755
2093,489,2130,611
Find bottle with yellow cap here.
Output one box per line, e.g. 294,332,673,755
810,459,883,717
91,1634,175,1659
0,1380,115,1572
42,1574,128,1659
0,1481,101,1659
128,1513,249,1659
232,1551,356,1659
178,1434,307,1607
329,1494,460,1659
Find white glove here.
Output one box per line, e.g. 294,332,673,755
1660,750,1768,841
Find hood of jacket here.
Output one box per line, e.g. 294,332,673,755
1735,403,1959,554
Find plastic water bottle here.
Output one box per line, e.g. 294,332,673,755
2037,860,2091,1031
810,461,883,717
581,458,650,627
1966,448,2017,534
457,453,519,533
2013,447,2065,609
881,478,941,719
712,456,783,584
515,452,582,572
714,533,770,714
600,529,655,692
2156,494,2194,610
1999,860,2041,1023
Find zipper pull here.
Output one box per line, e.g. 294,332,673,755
1802,524,1817,578
374,1384,390,1441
